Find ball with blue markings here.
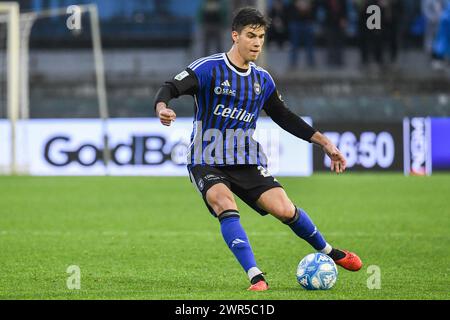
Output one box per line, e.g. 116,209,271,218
296,253,338,290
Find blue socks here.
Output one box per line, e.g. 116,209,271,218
286,207,329,252
218,207,330,281
219,211,262,280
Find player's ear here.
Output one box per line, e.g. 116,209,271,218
231,30,239,44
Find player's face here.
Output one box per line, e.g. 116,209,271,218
233,25,265,62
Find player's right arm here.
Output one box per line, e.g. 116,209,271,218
310,131,347,174
154,69,199,126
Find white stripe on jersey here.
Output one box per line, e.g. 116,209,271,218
188,53,223,69
191,57,224,71
254,65,275,85
189,54,218,69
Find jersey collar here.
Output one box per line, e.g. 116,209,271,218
223,53,252,76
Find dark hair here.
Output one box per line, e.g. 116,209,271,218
231,7,271,33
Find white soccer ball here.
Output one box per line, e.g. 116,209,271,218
296,253,338,290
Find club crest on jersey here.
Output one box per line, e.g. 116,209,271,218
254,82,261,95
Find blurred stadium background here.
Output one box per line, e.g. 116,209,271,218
0,0,449,175
0,0,449,300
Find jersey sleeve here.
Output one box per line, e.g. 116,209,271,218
263,89,317,142
153,68,199,112
263,70,277,103
166,68,199,96
187,58,214,89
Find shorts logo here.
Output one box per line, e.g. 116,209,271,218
257,165,271,178
197,178,204,191
254,82,261,95
204,174,220,181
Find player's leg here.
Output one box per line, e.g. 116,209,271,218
205,183,267,290
204,183,237,213
188,165,267,290
224,165,362,272
256,187,362,271
256,187,329,250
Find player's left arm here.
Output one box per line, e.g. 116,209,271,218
263,90,346,173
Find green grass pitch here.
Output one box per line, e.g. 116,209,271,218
0,173,449,300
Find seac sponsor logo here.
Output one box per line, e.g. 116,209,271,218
43,135,188,167
214,80,236,97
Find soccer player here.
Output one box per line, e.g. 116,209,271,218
154,7,362,291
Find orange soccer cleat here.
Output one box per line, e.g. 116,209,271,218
334,250,363,271
247,280,269,291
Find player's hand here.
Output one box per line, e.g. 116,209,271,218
322,142,346,174
156,104,176,126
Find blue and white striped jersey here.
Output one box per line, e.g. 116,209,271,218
172,53,277,166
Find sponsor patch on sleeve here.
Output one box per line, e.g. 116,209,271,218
174,70,189,81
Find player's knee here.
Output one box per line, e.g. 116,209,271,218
216,200,236,215
207,193,236,215
274,202,296,223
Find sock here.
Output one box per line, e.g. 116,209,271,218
219,211,262,280
327,248,346,260
249,272,266,285
285,207,328,251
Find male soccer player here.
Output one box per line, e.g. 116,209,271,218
154,7,362,291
